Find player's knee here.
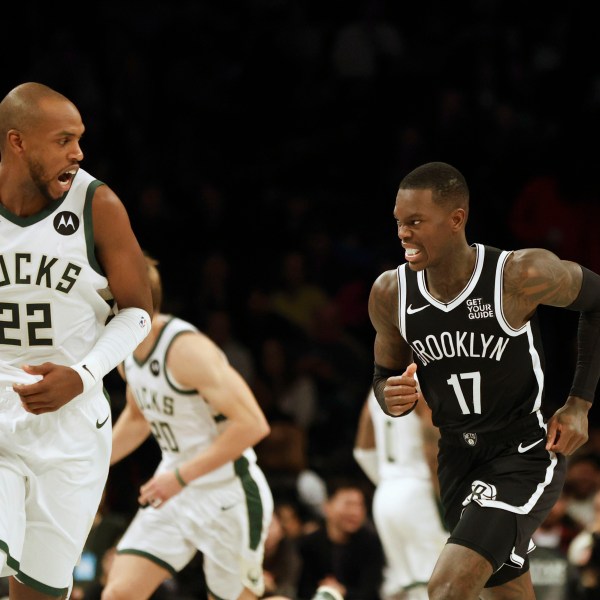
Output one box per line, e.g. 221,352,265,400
428,578,461,600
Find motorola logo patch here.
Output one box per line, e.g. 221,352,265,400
150,360,160,376
54,211,80,235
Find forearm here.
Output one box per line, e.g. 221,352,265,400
567,266,600,404
111,407,151,465
71,307,151,392
177,420,269,484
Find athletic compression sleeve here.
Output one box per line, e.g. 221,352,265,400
71,307,151,393
566,266,600,403
373,362,418,417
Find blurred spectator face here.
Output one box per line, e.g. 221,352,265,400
276,502,305,539
324,487,367,535
565,459,600,500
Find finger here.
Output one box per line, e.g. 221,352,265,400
404,362,418,378
21,363,51,375
545,421,559,451
13,380,45,395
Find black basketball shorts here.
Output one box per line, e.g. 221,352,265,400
437,428,567,588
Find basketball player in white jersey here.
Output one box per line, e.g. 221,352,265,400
101,256,274,600
0,83,153,599
354,387,448,600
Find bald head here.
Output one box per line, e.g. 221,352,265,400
0,82,76,152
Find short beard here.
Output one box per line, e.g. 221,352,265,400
27,157,55,203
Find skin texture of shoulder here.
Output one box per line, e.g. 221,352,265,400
501,247,583,329
369,268,412,370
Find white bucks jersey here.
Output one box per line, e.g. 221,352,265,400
0,169,112,374
368,391,431,481
122,316,257,485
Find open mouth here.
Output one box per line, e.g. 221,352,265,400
58,168,78,187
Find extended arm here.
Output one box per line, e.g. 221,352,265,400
547,264,600,454
111,384,152,465
506,249,600,454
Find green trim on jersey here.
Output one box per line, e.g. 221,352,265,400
84,179,106,276
15,569,68,597
234,456,263,550
0,193,68,225
163,332,197,396
116,548,177,576
132,316,175,368
0,539,20,573
130,316,197,394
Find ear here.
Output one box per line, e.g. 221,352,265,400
450,207,467,230
7,129,25,154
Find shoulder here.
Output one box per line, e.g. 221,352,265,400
505,247,581,283
167,324,226,366
368,268,399,324
369,268,398,302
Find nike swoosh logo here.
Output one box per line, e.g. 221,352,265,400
83,365,96,380
407,304,431,315
518,439,544,453
96,415,110,429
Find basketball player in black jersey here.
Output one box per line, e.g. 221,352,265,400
368,162,600,600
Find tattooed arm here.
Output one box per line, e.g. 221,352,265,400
504,248,599,455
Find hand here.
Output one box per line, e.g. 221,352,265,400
12,363,84,415
138,470,183,509
384,362,419,416
545,396,590,455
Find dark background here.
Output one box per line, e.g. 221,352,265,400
3,0,600,507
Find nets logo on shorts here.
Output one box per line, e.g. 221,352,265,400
462,479,498,507
53,211,80,235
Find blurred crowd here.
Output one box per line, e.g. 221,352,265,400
3,0,600,598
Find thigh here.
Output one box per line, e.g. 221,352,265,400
103,553,171,600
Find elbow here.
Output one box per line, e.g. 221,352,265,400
255,418,271,443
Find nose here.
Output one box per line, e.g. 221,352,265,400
70,142,84,161
397,224,411,240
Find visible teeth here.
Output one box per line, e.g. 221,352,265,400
406,249,418,256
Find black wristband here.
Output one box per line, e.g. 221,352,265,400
373,362,418,417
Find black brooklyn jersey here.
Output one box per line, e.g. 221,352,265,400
397,244,545,435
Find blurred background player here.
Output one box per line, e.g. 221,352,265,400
354,388,448,600
101,255,273,600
